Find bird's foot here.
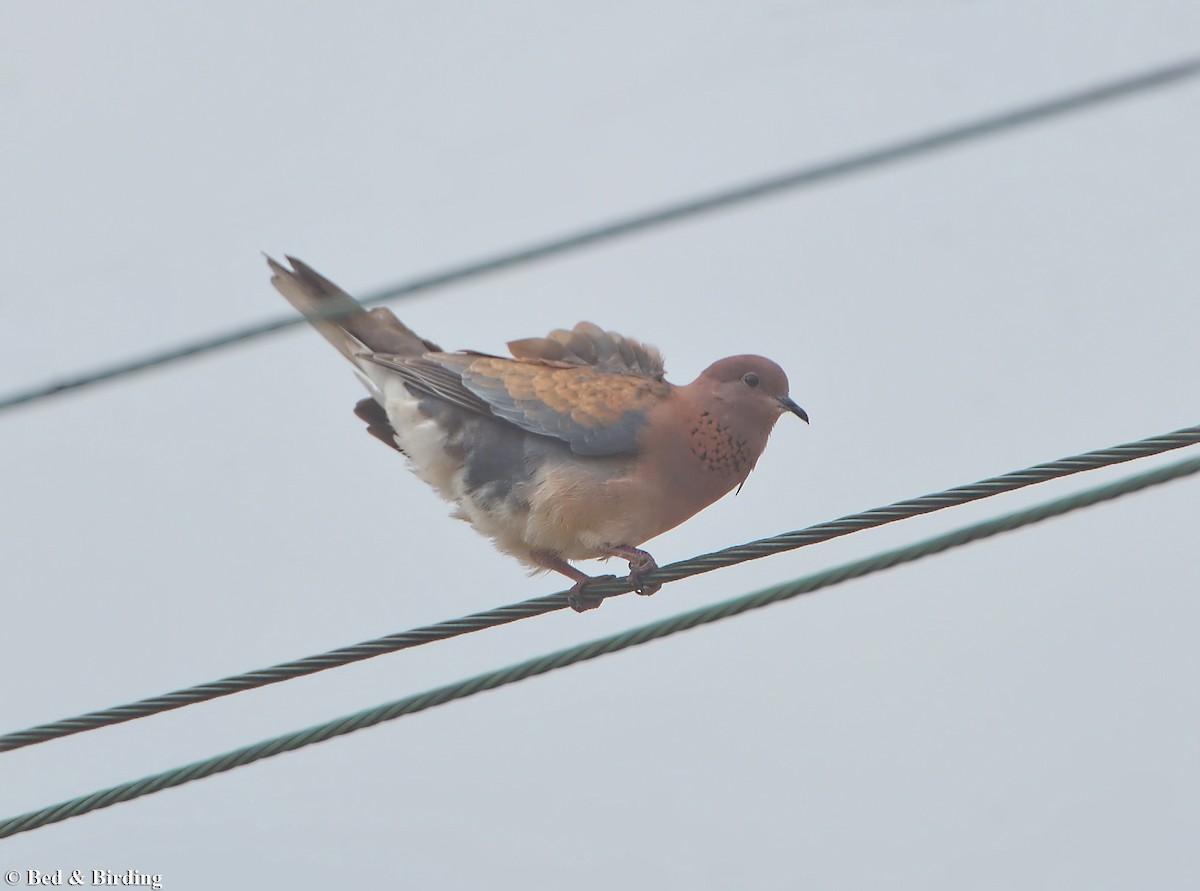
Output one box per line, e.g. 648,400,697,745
609,545,661,596
566,575,618,613
533,550,616,613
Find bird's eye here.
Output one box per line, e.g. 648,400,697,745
742,372,760,388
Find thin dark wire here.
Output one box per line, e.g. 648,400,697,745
2,451,1197,840
1,423,1196,754
2,57,1198,414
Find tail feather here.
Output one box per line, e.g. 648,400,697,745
266,255,438,368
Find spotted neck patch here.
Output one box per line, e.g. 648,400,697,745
689,410,752,480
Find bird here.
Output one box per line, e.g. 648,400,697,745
267,256,808,611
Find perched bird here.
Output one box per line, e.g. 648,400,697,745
268,256,808,611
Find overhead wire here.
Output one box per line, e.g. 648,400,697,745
2,449,1197,839
1,56,1198,414
2,423,1197,754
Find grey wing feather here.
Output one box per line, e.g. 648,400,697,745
460,373,646,456
363,324,667,456
366,351,652,456
361,353,495,416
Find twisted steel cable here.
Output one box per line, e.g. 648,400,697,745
1,423,1197,754
1,57,1197,414
643,425,1200,583
2,450,1198,839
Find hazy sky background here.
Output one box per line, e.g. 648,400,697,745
2,3,1198,888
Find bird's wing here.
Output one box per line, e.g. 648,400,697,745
363,351,671,456
506,321,666,381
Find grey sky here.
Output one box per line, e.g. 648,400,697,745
2,3,1198,888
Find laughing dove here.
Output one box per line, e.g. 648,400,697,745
268,256,808,611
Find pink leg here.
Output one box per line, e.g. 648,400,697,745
532,551,616,613
606,545,661,597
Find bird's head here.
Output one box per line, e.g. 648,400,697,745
691,355,809,429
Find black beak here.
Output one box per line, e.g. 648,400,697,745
778,395,809,424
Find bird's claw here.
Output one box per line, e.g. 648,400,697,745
622,551,661,597
567,575,618,613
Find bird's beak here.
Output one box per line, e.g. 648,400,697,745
778,395,809,424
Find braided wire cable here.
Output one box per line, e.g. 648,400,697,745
1,424,1197,755
2,451,1198,839
1,57,1197,414
639,425,1200,584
